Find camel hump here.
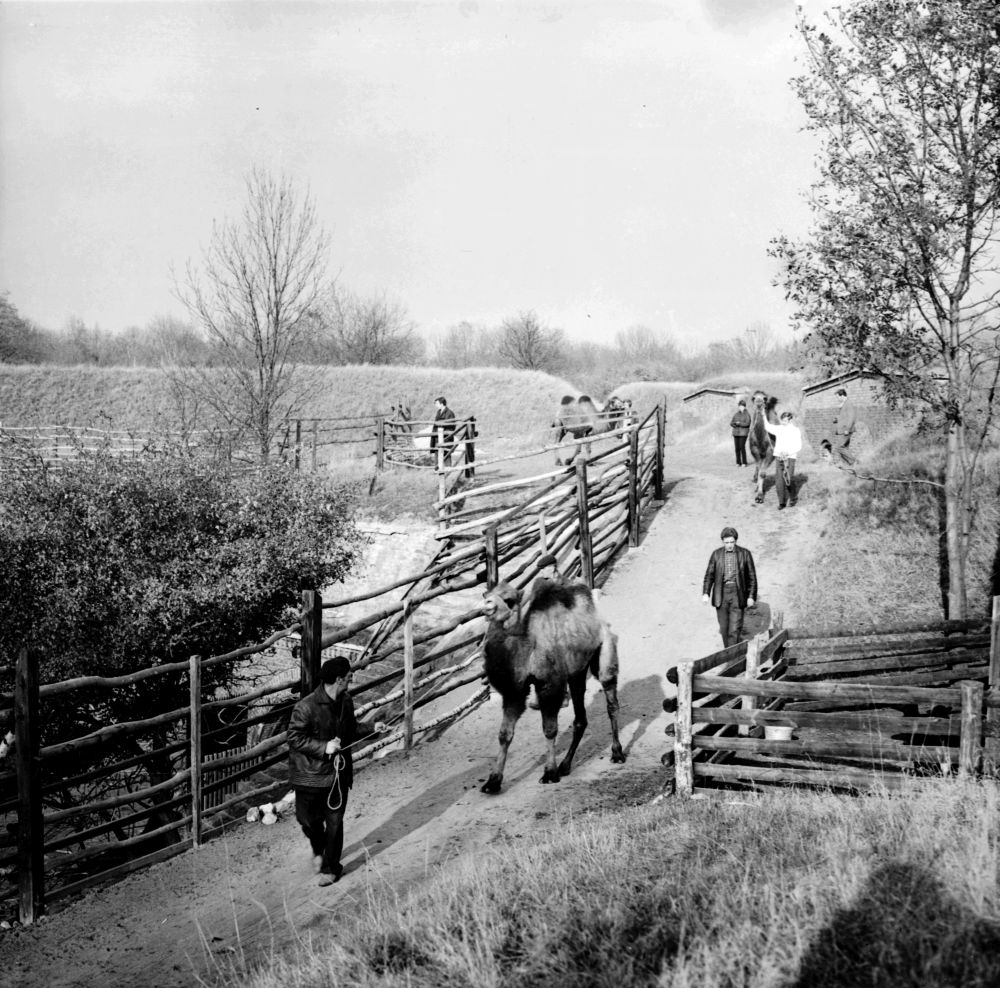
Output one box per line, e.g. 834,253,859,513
524,579,594,616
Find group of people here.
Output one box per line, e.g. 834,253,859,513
728,387,858,510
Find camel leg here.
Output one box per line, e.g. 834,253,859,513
556,669,589,777
537,683,566,784
482,698,525,794
594,625,626,764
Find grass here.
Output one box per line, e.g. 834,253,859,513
785,431,1000,629
220,780,1000,988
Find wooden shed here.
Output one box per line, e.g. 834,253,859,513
680,387,748,431
800,371,914,455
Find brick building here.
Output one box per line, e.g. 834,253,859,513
680,386,749,431
800,371,915,455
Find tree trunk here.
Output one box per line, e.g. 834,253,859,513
945,420,968,620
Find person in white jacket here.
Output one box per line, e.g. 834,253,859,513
764,411,802,509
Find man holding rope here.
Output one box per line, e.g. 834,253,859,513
288,657,385,886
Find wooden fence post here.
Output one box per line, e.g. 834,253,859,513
575,460,594,588
464,417,476,479
403,602,415,752
485,525,499,589
654,402,665,501
740,634,762,737
311,419,318,472
300,589,323,694
959,679,984,778
375,415,385,472
189,655,203,849
986,596,1000,774
627,428,640,548
673,661,694,797
15,646,44,925
294,419,302,471
435,426,445,472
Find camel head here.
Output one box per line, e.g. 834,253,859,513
482,582,521,625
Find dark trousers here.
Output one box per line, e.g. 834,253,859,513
295,783,348,875
835,436,854,466
733,435,748,465
776,458,796,506
715,583,745,648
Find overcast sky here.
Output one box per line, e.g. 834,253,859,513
0,0,830,348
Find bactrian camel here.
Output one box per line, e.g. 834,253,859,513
479,579,625,794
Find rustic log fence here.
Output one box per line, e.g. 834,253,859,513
669,604,1000,797
0,403,666,924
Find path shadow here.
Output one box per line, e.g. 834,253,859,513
788,861,1000,988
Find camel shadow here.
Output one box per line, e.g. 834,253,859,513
788,860,1000,987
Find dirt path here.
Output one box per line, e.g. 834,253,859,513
0,445,821,988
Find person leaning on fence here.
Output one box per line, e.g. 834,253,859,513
430,395,457,466
730,399,750,467
287,656,385,887
831,388,857,466
702,527,757,649
764,410,803,509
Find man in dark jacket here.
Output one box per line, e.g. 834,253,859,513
288,656,384,886
701,526,758,648
429,395,457,466
832,388,857,466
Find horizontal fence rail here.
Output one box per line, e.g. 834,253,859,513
2,403,667,925
670,602,999,799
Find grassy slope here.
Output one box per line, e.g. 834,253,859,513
0,364,587,443
230,781,1000,988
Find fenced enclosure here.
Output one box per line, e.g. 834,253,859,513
669,601,1000,796
0,405,666,925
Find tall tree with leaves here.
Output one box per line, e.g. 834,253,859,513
174,168,330,460
772,0,1000,619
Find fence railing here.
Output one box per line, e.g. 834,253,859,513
668,602,1000,797
0,403,667,925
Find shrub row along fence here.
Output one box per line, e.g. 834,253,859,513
667,600,1000,796
0,405,666,925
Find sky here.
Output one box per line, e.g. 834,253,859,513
0,0,830,348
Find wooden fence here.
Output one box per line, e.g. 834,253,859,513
669,600,1000,797
0,404,665,924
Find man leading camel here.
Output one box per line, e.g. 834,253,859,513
702,527,758,649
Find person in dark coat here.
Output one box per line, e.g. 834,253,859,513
287,656,384,886
730,399,751,467
701,526,758,648
429,395,457,466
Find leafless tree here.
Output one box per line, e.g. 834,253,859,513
172,168,330,461
320,289,423,365
499,311,564,372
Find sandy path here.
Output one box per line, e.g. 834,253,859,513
0,445,820,988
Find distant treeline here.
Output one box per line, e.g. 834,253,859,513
1,291,799,399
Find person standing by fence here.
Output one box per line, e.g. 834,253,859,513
730,399,750,467
430,395,456,466
702,527,757,649
287,657,384,886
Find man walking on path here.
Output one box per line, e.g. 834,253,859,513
832,388,857,466
288,657,384,886
702,526,757,648
764,410,803,509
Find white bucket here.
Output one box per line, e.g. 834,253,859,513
764,725,794,741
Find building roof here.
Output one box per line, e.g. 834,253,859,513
682,387,740,403
801,370,881,397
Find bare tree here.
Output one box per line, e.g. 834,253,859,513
498,311,565,372
173,168,330,461
320,289,423,365
429,321,500,368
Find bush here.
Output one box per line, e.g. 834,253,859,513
0,451,367,742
